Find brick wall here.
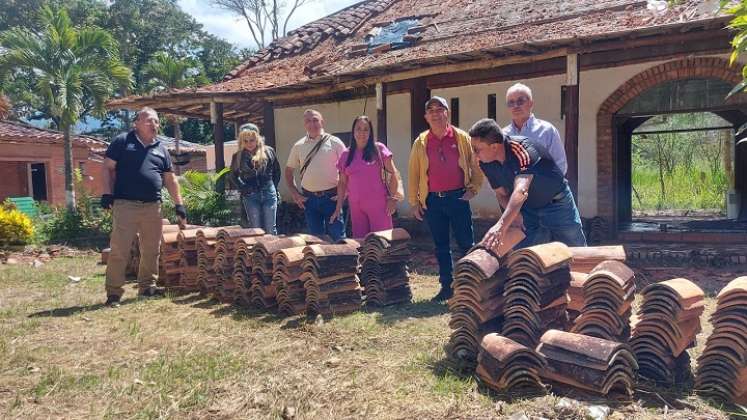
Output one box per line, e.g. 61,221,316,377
596,57,744,238
0,161,28,199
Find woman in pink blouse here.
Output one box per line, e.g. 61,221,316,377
331,115,402,238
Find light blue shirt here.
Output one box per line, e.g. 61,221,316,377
503,114,567,175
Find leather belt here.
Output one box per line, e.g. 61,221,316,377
429,188,465,198
302,187,337,197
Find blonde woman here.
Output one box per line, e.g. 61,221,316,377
230,123,281,234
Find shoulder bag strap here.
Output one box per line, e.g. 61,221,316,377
299,134,328,183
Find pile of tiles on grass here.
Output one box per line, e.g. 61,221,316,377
359,228,413,306
502,242,573,348
249,235,309,311
571,261,635,342
631,278,704,384
158,224,183,288
476,333,547,395
446,228,525,364
214,228,265,303
566,272,586,323
232,234,268,306
301,243,362,317
273,246,309,316
195,226,238,296
537,329,638,398
568,245,626,273
175,227,201,293
696,276,747,404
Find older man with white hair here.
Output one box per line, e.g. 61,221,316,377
503,83,567,175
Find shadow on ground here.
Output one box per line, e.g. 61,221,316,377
28,298,138,317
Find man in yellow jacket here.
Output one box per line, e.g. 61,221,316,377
408,96,484,301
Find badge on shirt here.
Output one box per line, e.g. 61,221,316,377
125,143,136,151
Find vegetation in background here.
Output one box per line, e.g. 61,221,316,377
39,170,111,247
0,6,132,210
632,113,731,214
162,169,239,226
0,200,34,246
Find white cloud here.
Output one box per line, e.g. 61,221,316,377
179,0,360,49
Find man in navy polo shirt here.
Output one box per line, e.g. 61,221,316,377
100,107,187,307
468,118,586,250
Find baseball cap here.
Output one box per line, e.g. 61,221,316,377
425,96,449,110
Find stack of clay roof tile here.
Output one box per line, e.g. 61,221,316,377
476,333,547,395
273,246,308,316
631,278,704,384
214,228,264,303
301,243,362,317
232,235,264,306
195,226,238,296
568,246,626,274
571,261,635,342
249,235,309,311
158,225,183,288
446,228,524,364
566,272,587,323
502,242,573,348
696,276,747,404
537,329,638,397
175,228,202,293
359,228,413,306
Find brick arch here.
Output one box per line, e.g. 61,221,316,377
595,57,744,236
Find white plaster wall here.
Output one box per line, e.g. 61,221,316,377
386,93,412,213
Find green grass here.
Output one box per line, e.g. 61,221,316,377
0,255,736,419
632,164,727,212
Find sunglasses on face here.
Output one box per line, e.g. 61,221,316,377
506,96,529,108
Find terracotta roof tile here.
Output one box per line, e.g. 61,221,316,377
0,120,107,150
108,0,723,108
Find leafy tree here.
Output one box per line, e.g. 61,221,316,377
0,6,132,210
211,0,314,48
142,51,208,168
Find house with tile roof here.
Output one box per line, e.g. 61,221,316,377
107,0,747,241
0,119,109,205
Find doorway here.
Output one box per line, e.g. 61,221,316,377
30,163,47,201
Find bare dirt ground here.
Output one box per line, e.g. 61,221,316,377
0,252,744,419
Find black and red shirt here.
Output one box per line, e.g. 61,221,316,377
478,136,566,209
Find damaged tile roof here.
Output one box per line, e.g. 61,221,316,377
108,0,726,107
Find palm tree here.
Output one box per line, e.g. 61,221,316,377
0,6,132,210
142,52,206,174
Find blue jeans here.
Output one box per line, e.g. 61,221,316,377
517,184,587,249
424,189,475,289
242,183,278,235
303,191,345,241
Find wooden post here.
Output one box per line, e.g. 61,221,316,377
211,102,226,192
263,101,276,149
376,82,387,145
564,53,580,198
410,78,430,142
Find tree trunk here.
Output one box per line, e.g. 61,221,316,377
174,120,182,175
63,123,76,211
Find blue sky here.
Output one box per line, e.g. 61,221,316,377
178,0,360,49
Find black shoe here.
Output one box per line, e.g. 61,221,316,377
138,286,166,298
431,287,453,303
105,295,121,307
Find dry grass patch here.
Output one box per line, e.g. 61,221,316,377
0,256,741,419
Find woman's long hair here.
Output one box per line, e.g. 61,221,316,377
346,115,377,167
236,128,268,169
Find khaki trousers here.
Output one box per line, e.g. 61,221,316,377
105,200,162,297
